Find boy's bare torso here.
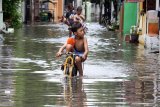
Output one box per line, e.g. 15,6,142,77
74,38,85,52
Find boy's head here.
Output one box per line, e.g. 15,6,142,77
67,3,73,11
70,22,84,37
70,22,82,33
77,6,82,15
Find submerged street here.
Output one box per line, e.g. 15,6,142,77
0,22,160,107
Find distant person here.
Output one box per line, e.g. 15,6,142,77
48,11,52,22
56,22,89,77
74,6,87,33
65,3,75,26
74,6,85,24
58,3,75,37
52,11,55,22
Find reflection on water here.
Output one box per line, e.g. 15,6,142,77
62,77,87,107
0,23,159,107
0,34,14,106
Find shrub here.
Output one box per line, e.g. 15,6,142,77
3,0,22,28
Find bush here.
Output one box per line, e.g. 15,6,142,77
3,0,22,28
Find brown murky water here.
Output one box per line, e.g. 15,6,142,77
0,23,159,107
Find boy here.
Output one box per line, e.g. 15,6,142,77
65,3,75,26
59,3,75,37
74,6,88,34
56,22,89,76
74,6,85,24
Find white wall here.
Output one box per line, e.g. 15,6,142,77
19,1,25,23
77,0,82,7
156,0,159,10
0,0,2,12
86,2,91,22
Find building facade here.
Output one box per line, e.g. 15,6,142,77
24,0,63,23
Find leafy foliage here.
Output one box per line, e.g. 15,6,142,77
3,0,22,28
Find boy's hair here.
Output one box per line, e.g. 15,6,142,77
77,6,82,11
67,3,73,10
70,22,82,33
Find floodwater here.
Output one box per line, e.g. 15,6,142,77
0,22,159,107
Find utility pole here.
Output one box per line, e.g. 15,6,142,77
85,0,87,20
99,0,103,24
74,0,77,9
30,0,34,24
0,0,3,30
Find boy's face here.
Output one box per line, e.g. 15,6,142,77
77,10,82,15
74,27,84,38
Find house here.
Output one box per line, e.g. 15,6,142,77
46,0,63,22
119,0,140,36
138,0,159,51
119,0,159,50
23,0,63,23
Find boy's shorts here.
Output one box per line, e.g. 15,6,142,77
74,49,84,57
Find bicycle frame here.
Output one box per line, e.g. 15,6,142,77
62,53,77,77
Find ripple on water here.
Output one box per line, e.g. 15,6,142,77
10,58,50,68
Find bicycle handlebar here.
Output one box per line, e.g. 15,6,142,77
62,52,82,58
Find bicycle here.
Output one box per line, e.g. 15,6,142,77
61,52,78,78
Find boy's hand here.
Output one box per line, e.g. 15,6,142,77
81,54,87,61
56,52,62,57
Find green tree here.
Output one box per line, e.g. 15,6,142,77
3,0,22,28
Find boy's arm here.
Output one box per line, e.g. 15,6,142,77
56,42,67,57
83,37,89,59
80,15,85,21
73,15,79,22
